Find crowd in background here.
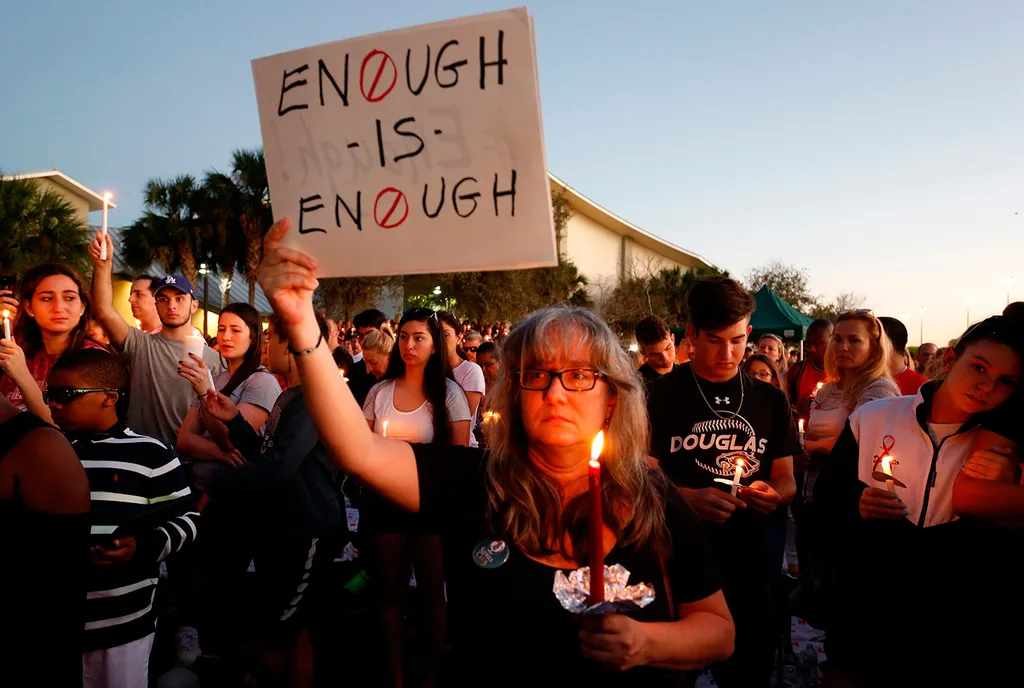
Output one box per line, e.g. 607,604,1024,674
1,225,1022,688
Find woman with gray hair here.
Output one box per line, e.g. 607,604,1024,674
254,218,735,686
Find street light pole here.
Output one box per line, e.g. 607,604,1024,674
200,263,210,336
1005,276,1016,306
918,306,925,347
965,296,973,328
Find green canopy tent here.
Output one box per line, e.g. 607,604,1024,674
749,285,814,341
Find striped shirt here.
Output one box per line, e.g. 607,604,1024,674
70,423,200,651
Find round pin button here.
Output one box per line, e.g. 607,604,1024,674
472,539,510,569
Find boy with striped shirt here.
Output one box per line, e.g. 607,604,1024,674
47,349,199,688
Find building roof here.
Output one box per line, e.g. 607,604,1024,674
548,173,715,271
3,170,117,212
100,224,272,314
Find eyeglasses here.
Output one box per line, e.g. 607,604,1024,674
749,370,775,381
838,309,874,316
44,387,121,405
519,368,603,392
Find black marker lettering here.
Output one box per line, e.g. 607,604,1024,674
422,178,446,218
406,46,430,95
453,177,480,218
375,119,386,168
299,195,326,234
493,170,516,216
335,192,362,231
318,56,349,107
393,117,425,165
436,40,468,88
479,31,506,89
278,65,310,116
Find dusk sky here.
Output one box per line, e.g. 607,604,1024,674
2,1,1021,344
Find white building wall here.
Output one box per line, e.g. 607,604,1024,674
564,211,622,289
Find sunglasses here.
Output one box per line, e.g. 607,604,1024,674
44,386,121,405
838,309,874,316
464,346,479,353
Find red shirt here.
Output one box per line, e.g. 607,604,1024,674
1,340,108,409
790,360,828,421
894,367,929,396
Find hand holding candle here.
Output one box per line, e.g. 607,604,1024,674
589,431,605,606
100,191,113,261
730,457,745,496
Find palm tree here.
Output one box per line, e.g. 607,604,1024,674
121,175,206,285
204,149,272,305
0,173,91,278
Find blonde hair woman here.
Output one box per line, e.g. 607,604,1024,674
254,218,734,686
350,328,394,406
805,311,900,459
757,334,789,377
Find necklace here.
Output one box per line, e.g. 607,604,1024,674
691,366,744,420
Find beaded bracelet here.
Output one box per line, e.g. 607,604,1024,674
288,332,323,356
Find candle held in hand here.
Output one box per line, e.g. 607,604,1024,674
589,431,605,605
382,420,389,438
731,457,745,497
880,455,897,494
798,418,805,448
100,191,113,260
2,309,10,341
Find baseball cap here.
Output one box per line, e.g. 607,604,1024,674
154,275,196,297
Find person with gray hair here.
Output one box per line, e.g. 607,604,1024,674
255,218,735,686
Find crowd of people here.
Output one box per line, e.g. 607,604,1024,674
1,219,1022,688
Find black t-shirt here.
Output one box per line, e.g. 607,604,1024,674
413,443,721,687
647,363,801,581
638,362,675,385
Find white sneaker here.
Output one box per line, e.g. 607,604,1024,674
176,626,201,667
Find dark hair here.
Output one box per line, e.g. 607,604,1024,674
743,353,787,398
476,341,499,359
14,264,92,359
333,348,355,371
49,348,130,419
687,276,755,332
353,309,387,330
954,316,1024,359
131,275,158,291
634,315,671,346
1003,302,1024,321
218,303,264,397
268,311,330,344
877,317,909,354
383,308,453,445
438,311,461,334
807,319,834,337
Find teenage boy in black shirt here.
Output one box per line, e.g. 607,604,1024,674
648,276,799,688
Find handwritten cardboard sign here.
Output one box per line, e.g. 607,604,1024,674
252,8,556,278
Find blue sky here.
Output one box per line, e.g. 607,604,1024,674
2,1,1022,344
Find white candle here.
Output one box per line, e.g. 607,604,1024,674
2,309,10,341
881,455,897,494
798,418,805,448
205,368,217,393
382,420,389,438
99,191,113,260
731,458,745,496
135,318,142,330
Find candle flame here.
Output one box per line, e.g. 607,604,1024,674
735,457,745,468
2,310,8,319
382,420,389,436
798,418,805,432
591,430,605,462
881,455,894,476
815,382,824,391
481,410,500,424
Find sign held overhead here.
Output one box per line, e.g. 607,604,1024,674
252,7,556,278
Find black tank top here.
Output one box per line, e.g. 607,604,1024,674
1,412,90,685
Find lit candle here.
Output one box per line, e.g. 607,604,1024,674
99,191,113,260
589,431,605,605
798,418,805,448
880,455,897,494
339,368,349,382
135,318,142,330
812,382,824,399
731,457,745,497
2,309,10,341
382,420,389,438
